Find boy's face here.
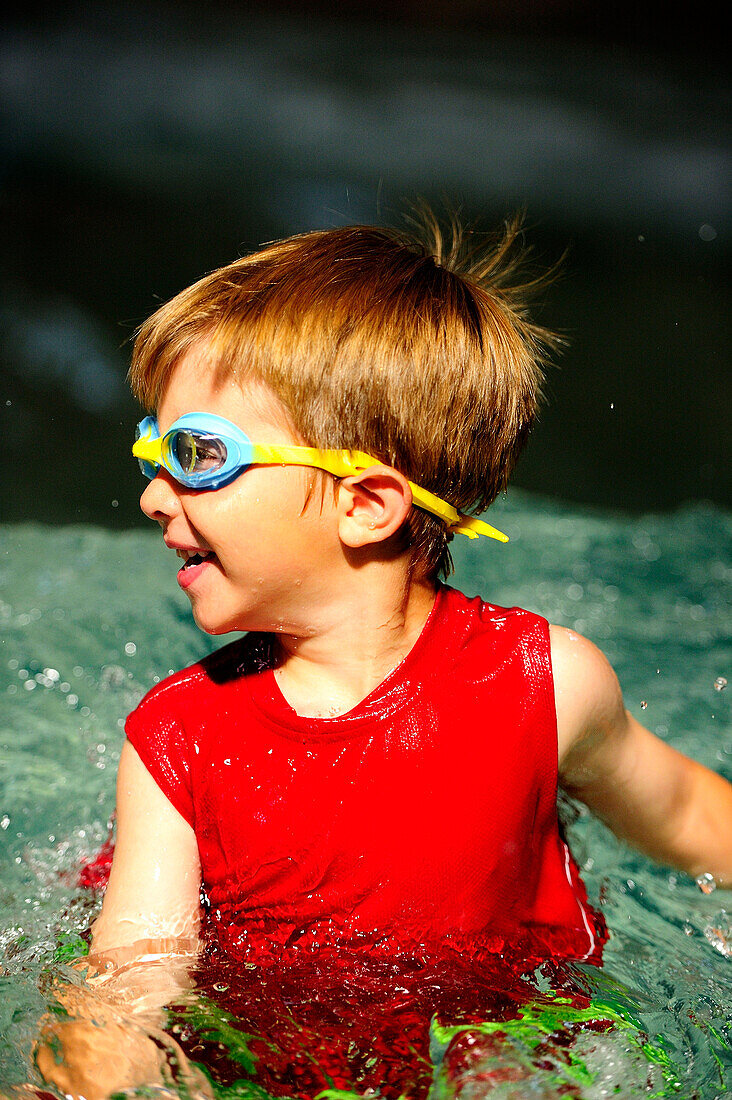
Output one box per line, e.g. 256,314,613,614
139,348,343,636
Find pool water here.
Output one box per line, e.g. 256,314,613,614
1,491,730,1098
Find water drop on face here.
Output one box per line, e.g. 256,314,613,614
714,676,727,692
640,700,648,710
213,981,229,992
696,872,717,895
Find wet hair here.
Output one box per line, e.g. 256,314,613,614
129,211,561,579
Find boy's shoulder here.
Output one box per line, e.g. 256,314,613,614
442,584,550,634
132,632,273,713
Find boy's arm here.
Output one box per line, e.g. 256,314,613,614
551,626,732,886
34,742,205,1100
90,738,202,956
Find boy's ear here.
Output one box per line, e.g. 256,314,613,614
336,466,413,549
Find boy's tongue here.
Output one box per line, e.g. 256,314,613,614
178,551,216,589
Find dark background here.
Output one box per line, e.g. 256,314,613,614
2,2,729,527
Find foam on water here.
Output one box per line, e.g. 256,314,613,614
1,491,730,1096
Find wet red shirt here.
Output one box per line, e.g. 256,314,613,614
126,586,605,962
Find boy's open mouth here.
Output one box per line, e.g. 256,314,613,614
177,549,218,589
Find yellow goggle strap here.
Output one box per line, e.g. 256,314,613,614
132,437,164,465
251,444,509,543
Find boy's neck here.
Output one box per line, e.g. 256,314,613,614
272,571,439,719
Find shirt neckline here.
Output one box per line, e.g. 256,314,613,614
247,584,452,741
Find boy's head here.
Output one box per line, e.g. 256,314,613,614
129,213,559,579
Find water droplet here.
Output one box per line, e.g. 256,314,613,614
696,872,717,895
609,403,614,410
213,981,229,992
111,499,119,508
714,676,727,692
698,223,717,242
1,815,10,830
124,642,137,656
704,913,731,957
640,700,648,710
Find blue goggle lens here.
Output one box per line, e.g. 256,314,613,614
135,414,254,490
169,430,229,479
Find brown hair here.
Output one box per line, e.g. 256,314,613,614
129,212,561,579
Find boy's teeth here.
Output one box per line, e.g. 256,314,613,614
182,551,211,568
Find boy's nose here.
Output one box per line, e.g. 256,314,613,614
140,469,184,525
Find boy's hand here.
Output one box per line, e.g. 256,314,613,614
551,626,732,886
35,1013,214,1100
34,958,211,1100
35,1016,166,1100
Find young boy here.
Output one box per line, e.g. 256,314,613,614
89,216,731,969
37,216,732,1097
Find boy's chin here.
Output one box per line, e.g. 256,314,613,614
190,606,241,636
188,594,296,637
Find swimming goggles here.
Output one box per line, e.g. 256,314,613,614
132,413,508,542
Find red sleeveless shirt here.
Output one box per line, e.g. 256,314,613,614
125,586,605,963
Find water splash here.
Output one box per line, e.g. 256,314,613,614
2,500,731,1096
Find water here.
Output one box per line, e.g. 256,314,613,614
1,492,731,1097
